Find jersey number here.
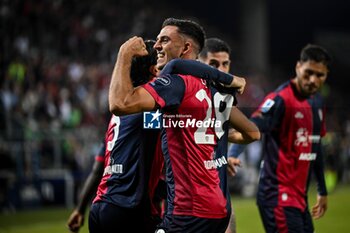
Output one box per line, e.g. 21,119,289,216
107,115,120,151
194,89,233,144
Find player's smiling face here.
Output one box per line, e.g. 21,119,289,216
295,60,328,96
154,25,186,70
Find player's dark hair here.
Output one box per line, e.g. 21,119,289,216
130,40,157,87
199,38,231,59
300,44,332,68
162,17,206,53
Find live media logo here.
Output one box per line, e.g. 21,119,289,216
143,110,162,129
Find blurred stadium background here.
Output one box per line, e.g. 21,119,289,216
1,0,350,232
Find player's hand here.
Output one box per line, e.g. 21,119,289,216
67,209,84,233
227,157,241,176
228,75,246,94
311,195,327,219
119,36,148,58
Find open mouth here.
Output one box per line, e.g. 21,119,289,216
157,52,165,60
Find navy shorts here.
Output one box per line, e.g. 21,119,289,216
257,204,314,233
155,214,230,233
89,201,160,233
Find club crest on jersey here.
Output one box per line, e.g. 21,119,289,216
260,99,275,113
143,110,162,129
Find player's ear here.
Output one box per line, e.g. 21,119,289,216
149,65,158,77
180,42,191,57
295,61,301,76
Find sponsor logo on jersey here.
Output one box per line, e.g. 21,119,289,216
294,128,321,146
294,111,304,119
260,99,275,113
299,153,317,161
309,135,321,143
204,155,227,170
155,76,171,86
295,128,309,147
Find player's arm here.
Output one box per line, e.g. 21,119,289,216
161,59,246,93
226,106,260,176
311,143,328,219
228,106,260,144
227,95,281,154
227,94,284,175
67,144,105,232
109,36,156,116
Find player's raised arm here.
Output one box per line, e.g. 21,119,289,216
109,37,156,116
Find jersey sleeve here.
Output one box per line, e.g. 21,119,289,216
251,93,285,133
320,106,326,137
160,59,233,86
142,74,185,109
313,144,327,195
228,144,246,158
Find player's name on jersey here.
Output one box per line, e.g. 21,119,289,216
103,164,123,175
298,153,317,161
204,155,227,170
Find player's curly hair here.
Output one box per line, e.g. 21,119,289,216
130,40,157,87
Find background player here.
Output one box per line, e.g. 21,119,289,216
229,44,331,233
198,37,237,233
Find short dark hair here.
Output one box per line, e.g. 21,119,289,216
300,44,331,68
130,40,157,87
199,37,231,59
162,17,206,53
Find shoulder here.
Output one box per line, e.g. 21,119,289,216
147,74,184,88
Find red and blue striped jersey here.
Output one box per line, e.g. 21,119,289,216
252,80,326,210
143,74,233,219
93,113,159,208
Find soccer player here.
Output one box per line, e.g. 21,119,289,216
198,37,238,233
87,40,162,233
229,44,331,233
67,38,240,233
109,18,260,233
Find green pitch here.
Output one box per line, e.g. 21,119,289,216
0,185,349,233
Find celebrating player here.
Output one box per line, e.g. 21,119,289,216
109,18,260,233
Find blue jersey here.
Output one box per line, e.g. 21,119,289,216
93,114,159,207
